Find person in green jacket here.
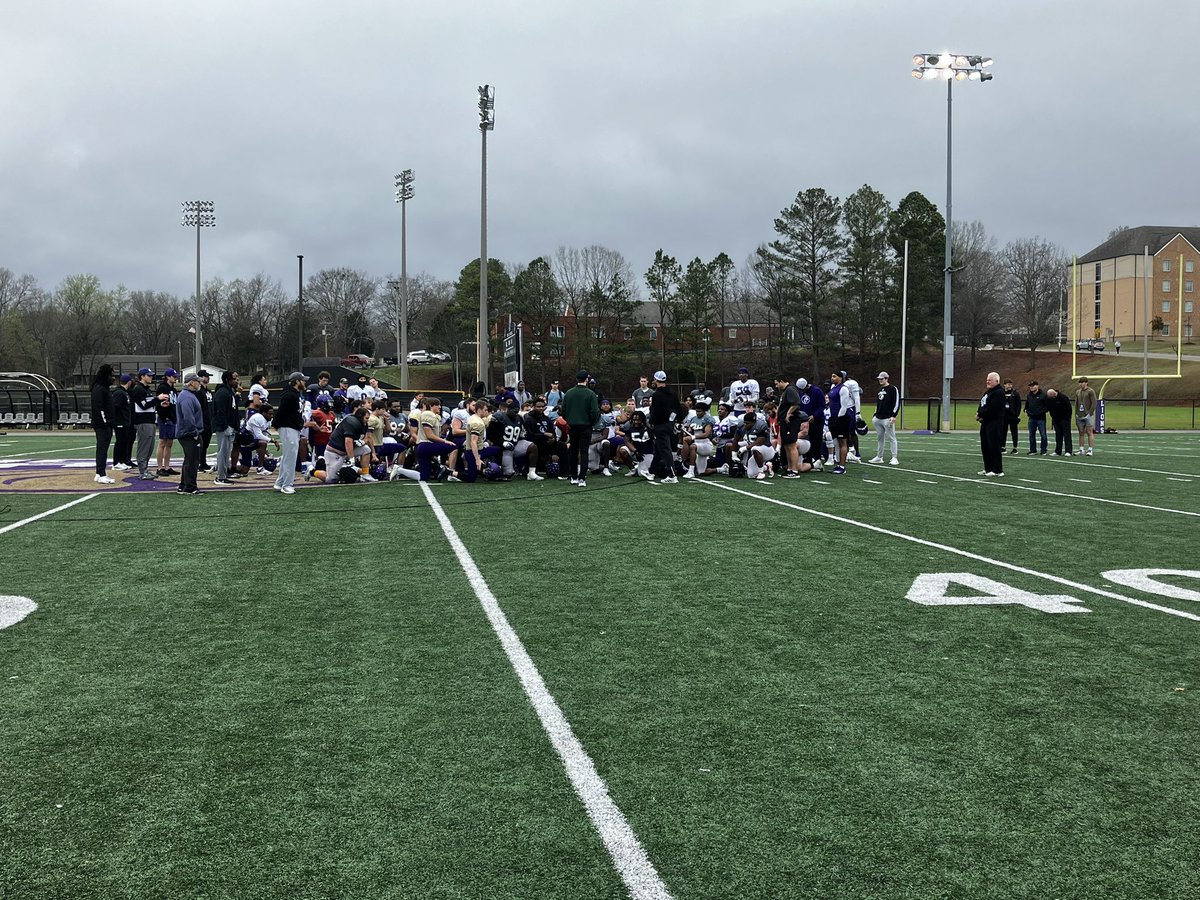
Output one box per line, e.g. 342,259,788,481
559,369,600,486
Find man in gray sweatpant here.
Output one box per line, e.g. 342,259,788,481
129,367,159,480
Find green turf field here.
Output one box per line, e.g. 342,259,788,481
2,431,1199,898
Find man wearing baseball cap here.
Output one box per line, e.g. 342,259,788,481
559,370,600,486
728,366,759,413
129,368,159,479
646,370,682,483
175,372,205,494
273,371,308,495
868,372,901,466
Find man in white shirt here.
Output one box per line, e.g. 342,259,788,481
840,369,863,462
728,367,760,413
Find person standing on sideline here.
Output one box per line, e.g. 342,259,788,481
1023,380,1048,455
111,373,134,471
211,371,239,485
1115,339,1122,355
841,370,864,462
631,375,654,407
796,378,826,470
273,371,307,494
773,375,805,477
155,368,179,477
545,379,564,410
559,370,600,486
868,371,901,465
1073,376,1097,456
647,370,682,484
90,364,116,484
1044,387,1074,456
129,367,158,480
976,371,1007,476
728,367,759,413
175,373,205,494
1001,379,1022,453
196,370,214,471
827,370,853,475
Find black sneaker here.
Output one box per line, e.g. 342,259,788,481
782,471,801,478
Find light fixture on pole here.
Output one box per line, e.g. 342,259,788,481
478,84,495,391
181,200,215,374
322,323,331,358
394,168,415,389
911,53,993,432
187,327,197,371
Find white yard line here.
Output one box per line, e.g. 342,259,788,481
420,484,673,900
886,464,1200,520
904,445,1200,478
0,493,99,536
696,480,1200,622
0,445,93,460
862,479,883,485
1018,478,1041,484
1118,478,1143,483
1069,478,1092,483
916,479,938,485
1167,477,1194,483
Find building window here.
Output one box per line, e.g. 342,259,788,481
1163,300,1171,313
623,327,631,341
1187,261,1196,273
1163,280,1172,293
649,327,658,340
727,327,737,339
1094,299,1101,330
550,325,565,339
751,337,768,348
590,327,606,339
549,344,565,357
1095,263,1102,281
1162,323,1171,337
1186,301,1194,313
1187,281,1194,293
1163,260,1172,273
1186,323,1194,339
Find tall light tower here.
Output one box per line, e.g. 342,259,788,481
394,168,415,389
181,200,215,371
478,84,495,390
911,53,993,431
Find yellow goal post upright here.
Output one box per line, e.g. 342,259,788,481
1070,254,1184,431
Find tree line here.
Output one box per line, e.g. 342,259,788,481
0,183,1069,385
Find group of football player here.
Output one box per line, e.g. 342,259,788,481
288,364,896,486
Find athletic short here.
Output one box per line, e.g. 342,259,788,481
692,439,713,457
829,416,851,440
158,422,176,440
1076,414,1095,429
780,420,800,445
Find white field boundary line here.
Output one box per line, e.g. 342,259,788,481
879,464,1200,520
420,483,673,900
695,480,1200,622
0,493,100,536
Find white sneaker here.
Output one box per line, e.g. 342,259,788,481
868,456,884,464
978,470,989,476
1074,449,1084,455
661,475,678,484
526,471,544,481
600,468,612,477
624,468,638,477
985,471,997,477
360,474,376,482
111,463,130,471
848,453,861,463
94,474,115,484
716,464,729,475
682,469,695,479
570,478,580,486
890,458,899,466
280,486,295,495
1085,448,1093,456
607,461,619,473
812,460,823,472
755,472,767,480
641,469,655,481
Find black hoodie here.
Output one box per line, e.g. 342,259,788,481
90,365,115,427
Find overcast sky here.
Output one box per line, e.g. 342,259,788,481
3,0,1197,302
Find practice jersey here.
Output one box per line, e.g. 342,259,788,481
594,410,618,437
687,413,717,440
715,412,741,448
742,418,771,446
626,422,653,456
728,378,760,411
416,409,442,444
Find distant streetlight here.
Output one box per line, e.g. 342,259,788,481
911,53,993,431
394,168,415,388
701,327,711,383
322,322,331,358
187,326,197,371
478,84,495,390
181,200,215,372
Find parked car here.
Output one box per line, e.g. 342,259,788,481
340,353,373,367
1075,339,1105,351
406,350,434,365
378,357,397,366
428,350,451,362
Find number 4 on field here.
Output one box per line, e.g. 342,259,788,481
906,574,1090,615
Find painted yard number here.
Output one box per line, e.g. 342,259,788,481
0,595,37,630
907,570,1200,615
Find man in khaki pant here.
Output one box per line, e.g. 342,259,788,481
1072,377,1097,456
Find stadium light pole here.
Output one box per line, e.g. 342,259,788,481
394,168,415,389
911,53,993,431
297,254,304,371
181,200,215,372
478,84,495,390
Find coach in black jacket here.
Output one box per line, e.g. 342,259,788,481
1044,387,1074,457
211,371,240,485
90,364,116,482
976,371,1007,476
647,370,682,482
273,372,308,494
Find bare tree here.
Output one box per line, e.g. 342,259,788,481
951,220,1005,366
1002,236,1068,369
